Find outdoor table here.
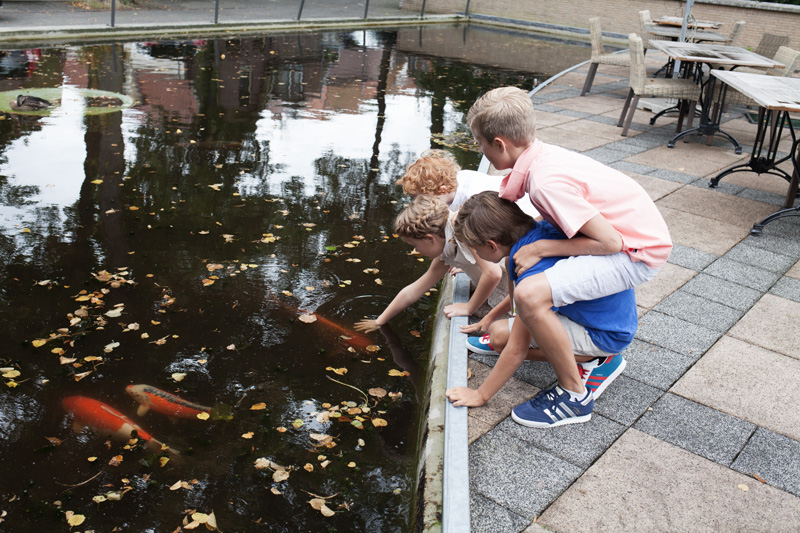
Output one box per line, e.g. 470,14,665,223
654,16,722,30
708,70,800,235
649,40,782,154
645,24,729,43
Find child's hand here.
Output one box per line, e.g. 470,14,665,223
443,302,471,318
448,267,463,276
460,317,491,334
512,241,543,276
445,386,487,407
354,319,380,333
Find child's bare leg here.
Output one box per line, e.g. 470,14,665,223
513,273,586,393
488,319,593,363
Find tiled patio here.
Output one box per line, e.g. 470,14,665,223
465,51,800,532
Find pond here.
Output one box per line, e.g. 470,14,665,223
0,25,587,531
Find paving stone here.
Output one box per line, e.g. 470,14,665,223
491,415,625,469
724,242,797,273
554,109,593,119
657,185,777,230
532,102,562,112
728,293,800,361
600,141,649,157
466,360,538,428
629,172,685,203
633,393,755,466
732,428,800,497
667,243,718,271
737,187,787,207
470,492,531,533
653,290,744,332
538,430,800,532
591,375,663,426
468,415,494,445
787,260,800,279
659,205,747,256
704,178,747,196
585,114,620,126
580,146,631,164
612,133,670,151
469,428,583,520
647,168,702,184
469,354,556,391
623,339,696,390
743,218,800,257
636,311,722,358
769,276,800,303
680,272,763,311
672,335,800,440
609,160,658,175
703,256,782,292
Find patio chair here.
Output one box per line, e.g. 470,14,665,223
726,21,746,47
736,46,800,76
617,33,701,137
581,18,631,96
754,33,790,60
638,10,657,55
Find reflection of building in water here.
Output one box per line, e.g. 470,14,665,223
396,24,588,77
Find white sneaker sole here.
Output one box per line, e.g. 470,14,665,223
511,411,592,428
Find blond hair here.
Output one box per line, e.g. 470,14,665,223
454,191,536,247
466,86,536,146
396,149,460,196
395,195,450,240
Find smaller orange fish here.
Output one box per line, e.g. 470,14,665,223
62,395,175,453
301,310,373,351
126,384,211,419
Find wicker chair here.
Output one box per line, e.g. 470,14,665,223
754,33,790,60
726,21,746,47
581,18,631,96
638,10,657,54
618,33,701,137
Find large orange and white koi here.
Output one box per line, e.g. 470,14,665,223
126,384,211,419
302,310,373,351
62,395,175,453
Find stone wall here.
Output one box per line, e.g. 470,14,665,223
402,0,800,51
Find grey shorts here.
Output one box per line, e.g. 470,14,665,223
544,252,659,307
509,316,614,357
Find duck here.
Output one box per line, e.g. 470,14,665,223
10,95,53,111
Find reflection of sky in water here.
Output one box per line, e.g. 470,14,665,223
0,86,87,230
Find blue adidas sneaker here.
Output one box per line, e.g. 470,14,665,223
511,385,593,428
577,353,626,399
465,333,498,355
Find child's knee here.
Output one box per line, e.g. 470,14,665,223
488,320,509,351
514,279,553,318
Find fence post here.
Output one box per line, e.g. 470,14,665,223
363,0,370,19
420,0,426,18
110,0,116,27
297,0,305,20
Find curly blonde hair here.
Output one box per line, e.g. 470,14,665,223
394,195,450,240
396,150,460,196
467,86,536,146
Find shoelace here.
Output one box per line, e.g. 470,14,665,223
528,388,560,409
576,364,589,380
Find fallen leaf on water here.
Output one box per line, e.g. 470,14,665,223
374,278,383,285
2,370,20,379
388,369,410,377
45,436,61,446
273,470,290,482
74,371,92,381
104,341,120,353
65,511,85,526
368,388,386,398
365,345,380,353
108,455,123,466
298,314,317,324
270,487,282,495
309,498,335,517
105,308,123,318
325,366,347,375
201,279,215,286
32,339,49,348
250,403,266,410
371,418,388,427
276,426,287,433
241,432,254,439
292,419,304,428
172,373,187,382
253,458,270,470
409,330,421,337
304,463,314,472
388,392,403,400
196,412,210,420
347,462,356,468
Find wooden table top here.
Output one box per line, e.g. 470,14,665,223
711,70,800,113
649,40,783,68
654,16,722,30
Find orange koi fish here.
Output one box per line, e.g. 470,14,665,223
62,395,174,453
303,310,373,351
126,384,211,419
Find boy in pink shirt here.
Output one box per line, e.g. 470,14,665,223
459,86,672,427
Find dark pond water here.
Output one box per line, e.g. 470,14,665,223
0,25,586,532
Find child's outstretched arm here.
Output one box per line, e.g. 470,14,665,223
446,316,531,407
355,258,450,333
512,213,623,275
442,252,502,318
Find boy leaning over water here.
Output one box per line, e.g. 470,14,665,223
445,192,637,427
462,86,670,425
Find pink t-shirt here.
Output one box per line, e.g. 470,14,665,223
499,140,672,268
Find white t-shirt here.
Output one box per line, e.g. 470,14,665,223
450,170,539,219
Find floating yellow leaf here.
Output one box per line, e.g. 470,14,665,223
159,457,170,467
92,495,107,503
2,370,20,379
410,330,421,337
91,179,103,184
276,426,287,433
348,462,356,468
304,463,314,472
374,278,383,285
74,371,92,381
388,392,403,400
196,412,210,420
32,339,48,348
298,314,317,324
241,432,254,439
250,402,266,410
105,308,123,318
172,373,186,382
201,279,215,286
325,366,347,375
65,512,85,526
368,388,387,398
129,206,139,211
272,470,290,482
253,458,270,470
104,341,120,353
292,419,304,428
282,290,293,296
365,345,380,353
270,487,282,495
371,418,388,427
388,369,410,377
